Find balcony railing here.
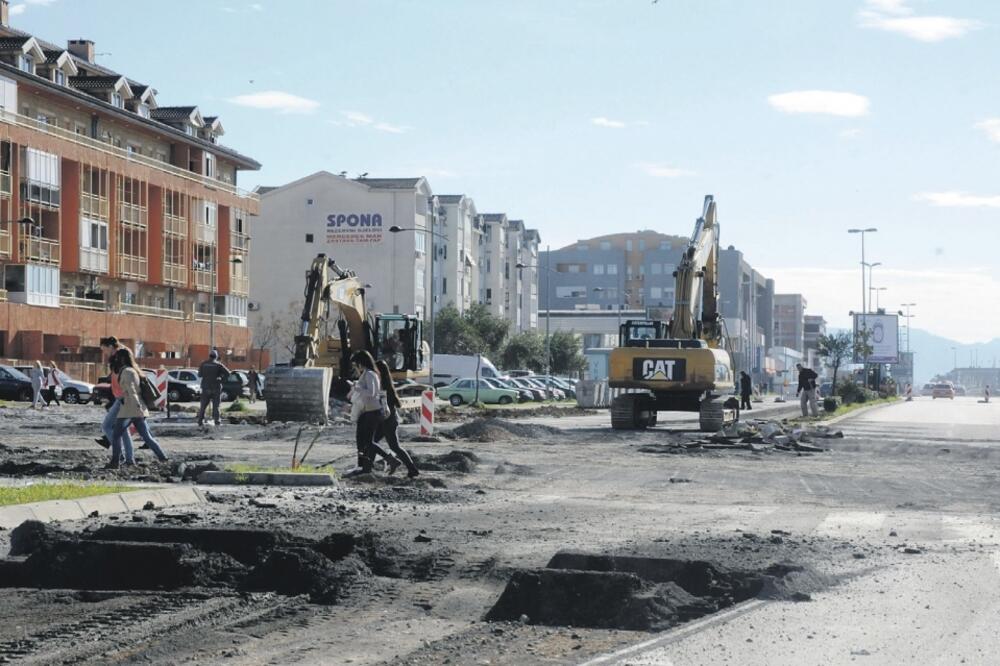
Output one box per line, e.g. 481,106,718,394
118,254,148,280
230,275,249,295
194,312,245,327
120,302,184,319
194,223,216,245
0,109,259,202
81,192,109,219
193,268,215,292
62,295,107,311
163,262,187,286
0,227,9,257
230,232,250,251
79,246,108,273
0,170,9,196
164,214,187,236
119,203,146,227
19,236,59,265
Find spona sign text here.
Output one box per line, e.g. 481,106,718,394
326,213,384,228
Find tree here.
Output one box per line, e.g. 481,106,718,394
501,331,546,372
817,331,852,394
464,303,510,354
433,305,481,354
547,330,587,376
249,301,302,364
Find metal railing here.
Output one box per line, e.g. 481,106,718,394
194,223,216,245
163,214,187,236
163,262,187,286
0,108,259,202
118,254,148,280
119,203,146,227
194,312,245,327
230,274,249,295
0,170,9,196
230,232,250,251
79,246,108,273
193,269,215,292
120,302,184,319
80,192,109,219
62,295,107,311
19,236,59,265
0,227,9,257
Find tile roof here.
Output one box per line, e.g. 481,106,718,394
480,213,507,222
42,48,65,64
254,186,278,195
0,36,30,50
437,194,465,203
150,106,197,122
69,75,122,91
355,177,423,189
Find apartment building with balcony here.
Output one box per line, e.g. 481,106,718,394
0,6,260,363
434,194,478,315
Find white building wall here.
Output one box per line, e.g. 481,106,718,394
248,171,432,363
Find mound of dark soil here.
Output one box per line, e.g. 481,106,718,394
447,419,562,442
242,547,371,603
413,450,480,473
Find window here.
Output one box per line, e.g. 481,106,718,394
204,153,215,178
80,218,108,250
19,54,33,73
414,233,426,253
556,286,587,298
126,144,139,156
639,239,646,251
307,198,313,205
650,287,663,299
137,103,149,118
607,264,618,275
486,288,492,301
577,243,588,251
660,240,671,250
486,258,491,273
201,201,217,227
567,264,580,273
594,264,604,275
185,124,196,136
639,265,645,276
54,69,66,86
442,277,447,294
626,240,633,251
111,92,123,108
651,263,662,275
74,123,87,136
600,241,611,250
305,233,314,243
415,267,425,287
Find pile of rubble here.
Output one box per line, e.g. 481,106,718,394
639,420,843,456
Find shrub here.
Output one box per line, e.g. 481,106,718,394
226,399,249,413
823,397,838,413
837,382,864,404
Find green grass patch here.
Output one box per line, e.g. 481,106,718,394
224,463,336,475
225,399,249,413
788,396,899,424
0,483,132,507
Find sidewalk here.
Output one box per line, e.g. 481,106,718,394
0,486,205,530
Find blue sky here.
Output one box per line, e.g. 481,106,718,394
13,0,1000,343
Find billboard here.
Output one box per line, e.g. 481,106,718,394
853,313,899,364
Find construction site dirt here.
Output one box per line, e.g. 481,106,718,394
1,398,999,664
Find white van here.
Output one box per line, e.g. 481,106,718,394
432,354,501,388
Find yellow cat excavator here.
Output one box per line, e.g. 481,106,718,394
265,254,425,423
607,195,736,432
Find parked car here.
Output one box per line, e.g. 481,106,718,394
220,370,250,401
14,366,95,404
0,365,35,401
819,382,833,398
507,369,534,378
507,377,545,401
522,377,566,400
166,369,203,402
920,383,935,397
483,377,532,402
534,375,577,399
442,377,519,406
396,379,432,398
931,383,955,400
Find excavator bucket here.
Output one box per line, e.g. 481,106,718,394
264,366,333,423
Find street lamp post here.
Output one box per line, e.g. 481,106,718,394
849,228,877,388
210,255,243,352
389,223,448,391
899,303,916,353
516,253,556,398
861,261,881,313
871,286,887,311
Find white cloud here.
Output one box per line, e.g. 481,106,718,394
915,191,1000,208
761,265,1000,344
334,110,408,134
227,90,320,114
768,90,870,117
374,122,406,134
591,116,627,129
10,0,56,14
974,118,1000,143
639,163,695,178
858,1,982,42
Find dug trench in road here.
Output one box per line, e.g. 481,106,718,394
1,399,995,663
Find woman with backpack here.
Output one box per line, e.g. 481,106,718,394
109,347,168,467
345,350,398,477
374,359,419,478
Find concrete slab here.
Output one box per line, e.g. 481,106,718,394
0,504,38,530
39,500,87,522
0,486,206,530
76,493,130,517
198,471,336,486
119,490,170,512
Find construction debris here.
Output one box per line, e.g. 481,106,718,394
638,419,843,456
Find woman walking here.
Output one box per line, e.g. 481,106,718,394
29,360,45,410
345,350,398,477
375,360,419,478
109,347,168,468
43,361,62,406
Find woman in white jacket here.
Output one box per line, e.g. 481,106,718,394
109,347,169,468
346,350,398,476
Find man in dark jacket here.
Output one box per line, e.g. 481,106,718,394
739,371,753,411
796,363,819,417
197,349,230,427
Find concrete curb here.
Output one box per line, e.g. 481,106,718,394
0,486,205,530
820,399,900,426
198,471,336,486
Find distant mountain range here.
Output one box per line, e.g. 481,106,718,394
906,329,1000,385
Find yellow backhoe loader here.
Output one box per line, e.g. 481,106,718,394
265,253,425,423
608,195,736,432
